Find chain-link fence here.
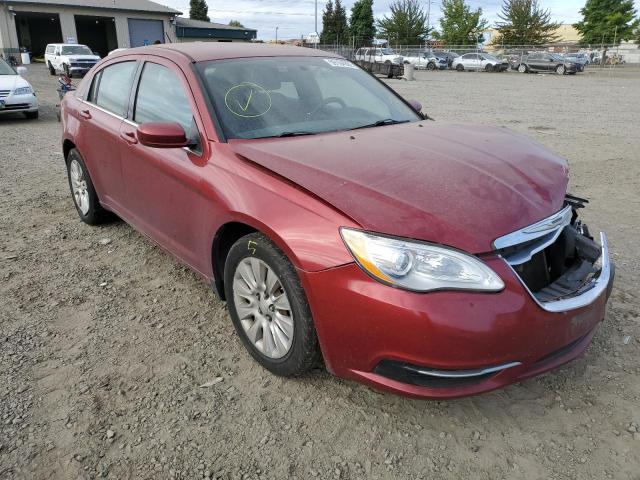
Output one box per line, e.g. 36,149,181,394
315,42,639,68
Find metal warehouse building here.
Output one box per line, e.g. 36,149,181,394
0,0,181,59
175,18,257,43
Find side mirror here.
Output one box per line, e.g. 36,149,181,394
137,122,190,149
408,99,423,114
16,66,27,76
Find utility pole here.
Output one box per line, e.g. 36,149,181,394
276,26,279,43
426,0,432,42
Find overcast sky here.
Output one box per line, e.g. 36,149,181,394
162,0,640,40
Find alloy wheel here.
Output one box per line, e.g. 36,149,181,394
232,257,294,359
69,159,90,215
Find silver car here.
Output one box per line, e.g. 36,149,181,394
452,53,508,72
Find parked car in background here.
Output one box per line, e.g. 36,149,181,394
45,43,101,77
403,51,448,70
516,52,582,75
431,50,459,68
60,43,613,399
452,53,509,72
0,58,38,119
563,52,590,66
354,47,403,65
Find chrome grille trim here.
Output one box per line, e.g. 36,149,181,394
493,205,572,265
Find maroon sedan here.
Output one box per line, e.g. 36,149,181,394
60,44,613,399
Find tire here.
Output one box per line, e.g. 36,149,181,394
24,111,38,120
518,64,527,73
224,232,321,377
556,64,566,75
485,64,493,72
48,62,56,76
64,63,71,77
427,62,436,71
65,149,110,225
456,64,464,72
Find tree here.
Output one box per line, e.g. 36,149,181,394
494,0,560,45
321,0,349,44
350,0,376,46
574,0,638,45
376,0,429,45
228,20,245,28
334,0,350,44
189,0,210,22
438,0,488,45
321,0,335,43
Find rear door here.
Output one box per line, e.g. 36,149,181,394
119,58,211,272
77,60,138,207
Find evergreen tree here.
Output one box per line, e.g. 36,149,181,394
228,20,245,28
334,0,350,44
574,0,638,45
350,0,376,46
321,0,336,43
376,0,429,45
494,0,560,45
189,0,210,22
438,0,488,45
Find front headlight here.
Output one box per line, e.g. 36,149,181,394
340,228,504,293
13,86,33,96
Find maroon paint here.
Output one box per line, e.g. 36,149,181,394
61,43,609,399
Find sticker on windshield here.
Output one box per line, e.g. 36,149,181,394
224,82,272,118
324,58,358,69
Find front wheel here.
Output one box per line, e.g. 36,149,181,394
518,64,527,73
556,64,566,75
48,62,56,76
456,64,464,72
224,233,321,376
485,64,494,72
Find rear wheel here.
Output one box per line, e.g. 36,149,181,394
224,232,321,376
48,62,56,76
65,149,111,225
427,62,436,71
518,64,528,73
64,63,71,77
485,63,493,72
556,64,566,75
456,64,464,72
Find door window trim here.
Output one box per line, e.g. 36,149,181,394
129,59,204,157
83,59,140,119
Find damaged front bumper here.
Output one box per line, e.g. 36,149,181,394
494,196,614,313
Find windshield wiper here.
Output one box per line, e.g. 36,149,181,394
350,119,410,130
271,131,317,138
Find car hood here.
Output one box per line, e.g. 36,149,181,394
228,122,569,254
0,74,29,91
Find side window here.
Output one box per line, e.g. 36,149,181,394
91,61,137,117
45,46,52,54
133,62,194,134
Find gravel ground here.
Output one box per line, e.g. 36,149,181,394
1,63,639,480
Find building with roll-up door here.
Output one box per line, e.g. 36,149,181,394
0,0,181,61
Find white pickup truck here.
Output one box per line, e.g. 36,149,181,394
44,44,101,77
354,47,403,65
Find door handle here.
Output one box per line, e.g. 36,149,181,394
120,130,138,145
80,109,92,120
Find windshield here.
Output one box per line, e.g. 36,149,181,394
379,48,395,55
61,45,93,55
0,58,16,75
197,57,421,140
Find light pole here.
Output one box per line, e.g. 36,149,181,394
276,26,279,43
426,0,433,43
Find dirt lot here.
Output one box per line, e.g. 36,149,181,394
1,63,639,480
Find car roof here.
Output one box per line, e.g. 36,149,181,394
47,43,90,47
109,43,342,62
